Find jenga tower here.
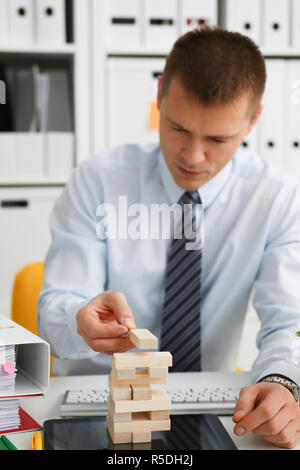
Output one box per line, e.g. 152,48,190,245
106,329,172,444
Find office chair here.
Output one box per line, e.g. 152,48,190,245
11,262,54,376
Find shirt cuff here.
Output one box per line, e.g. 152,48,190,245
67,298,94,356
252,361,300,387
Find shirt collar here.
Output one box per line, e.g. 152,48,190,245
158,149,233,208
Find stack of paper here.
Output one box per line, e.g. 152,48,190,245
0,400,20,432
0,345,20,432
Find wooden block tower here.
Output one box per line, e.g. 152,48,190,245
106,329,172,444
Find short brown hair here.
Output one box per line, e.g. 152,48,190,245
162,27,266,118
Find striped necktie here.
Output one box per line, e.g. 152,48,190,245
160,191,202,372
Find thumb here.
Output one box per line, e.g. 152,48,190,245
232,385,258,423
98,291,136,330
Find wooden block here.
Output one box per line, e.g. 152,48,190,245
106,418,132,444
132,431,152,443
108,411,132,423
131,384,152,400
111,365,136,380
112,351,172,369
129,329,158,350
149,410,170,420
111,389,171,414
148,367,168,378
108,412,171,433
106,431,133,449
110,383,132,400
110,368,167,386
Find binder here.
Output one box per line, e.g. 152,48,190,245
35,0,66,45
258,59,286,171
15,133,45,179
240,125,259,155
9,0,35,45
46,132,74,179
179,0,218,36
107,0,141,49
144,0,178,49
108,57,165,148
263,0,289,50
0,0,10,44
234,0,261,45
285,60,300,178
292,0,300,50
0,134,16,179
0,314,49,399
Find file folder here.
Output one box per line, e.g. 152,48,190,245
0,0,10,44
0,315,49,399
292,0,300,50
35,0,66,45
285,60,300,178
9,0,35,45
144,0,178,49
258,59,285,171
107,0,141,49
263,0,289,50
241,125,259,155
108,57,165,147
234,0,261,45
179,0,217,36
46,132,74,179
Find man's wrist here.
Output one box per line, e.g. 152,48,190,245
258,374,300,405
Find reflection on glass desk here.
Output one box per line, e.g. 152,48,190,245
43,414,237,450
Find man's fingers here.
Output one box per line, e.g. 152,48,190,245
233,385,258,423
82,335,136,353
260,420,300,449
252,398,300,435
92,291,136,329
233,384,288,436
81,313,128,339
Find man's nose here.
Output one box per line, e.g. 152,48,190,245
183,139,206,166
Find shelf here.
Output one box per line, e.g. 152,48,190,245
107,47,300,59
0,43,77,56
107,47,169,57
0,179,67,187
262,49,300,58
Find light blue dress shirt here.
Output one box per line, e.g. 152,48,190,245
38,143,300,383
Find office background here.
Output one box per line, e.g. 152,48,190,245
0,0,299,372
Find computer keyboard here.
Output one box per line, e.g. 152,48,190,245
60,386,240,417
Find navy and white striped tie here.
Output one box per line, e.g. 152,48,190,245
160,191,202,372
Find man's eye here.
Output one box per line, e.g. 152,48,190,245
212,138,225,144
171,126,183,132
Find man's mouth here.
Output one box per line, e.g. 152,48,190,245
176,164,208,178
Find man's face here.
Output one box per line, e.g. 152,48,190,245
157,75,262,191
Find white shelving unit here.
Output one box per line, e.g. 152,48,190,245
0,0,91,186
0,0,91,316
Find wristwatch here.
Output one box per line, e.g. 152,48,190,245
260,375,300,405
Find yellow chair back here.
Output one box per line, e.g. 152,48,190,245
11,262,54,376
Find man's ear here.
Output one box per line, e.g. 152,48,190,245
157,74,163,111
246,104,264,136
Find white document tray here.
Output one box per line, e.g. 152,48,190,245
0,315,50,399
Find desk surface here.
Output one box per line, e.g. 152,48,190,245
6,374,299,451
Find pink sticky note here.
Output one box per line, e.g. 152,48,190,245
2,362,14,375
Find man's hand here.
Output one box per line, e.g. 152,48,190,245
76,291,136,355
232,382,300,449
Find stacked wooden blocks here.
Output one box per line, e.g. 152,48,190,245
106,329,173,444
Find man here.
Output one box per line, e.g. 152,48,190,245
38,28,300,448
